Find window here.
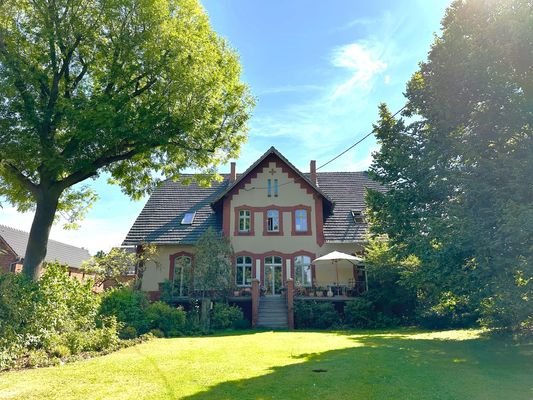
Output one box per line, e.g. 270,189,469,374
181,212,196,225
267,179,272,197
235,256,253,286
267,209,279,232
239,210,251,232
274,179,278,197
351,210,365,223
294,255,312,287
173,256,192,296
294,209,308,232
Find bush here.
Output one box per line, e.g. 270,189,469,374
120,326,138,340
0,264,120,371
211,303,244,330
294,301,340,329
344,298,374,328
100,287,150,335
145,302,186,337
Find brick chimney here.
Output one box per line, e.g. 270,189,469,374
230,162,237,182
310,160,317,186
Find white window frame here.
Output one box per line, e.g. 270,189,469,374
173,256,192,296
235,256,253,287
267,209,280,232
295,209,308,232
239,210,251,232
294,255,312,287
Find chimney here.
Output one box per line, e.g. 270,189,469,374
230,162,237,182
310,160,317,185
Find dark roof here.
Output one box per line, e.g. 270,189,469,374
315,172,385,242
0,225,91,268
123,176,231,245
212,146,333,207
123,169,386,245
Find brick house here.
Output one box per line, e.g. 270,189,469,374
0,224,91,281
123,147,384,327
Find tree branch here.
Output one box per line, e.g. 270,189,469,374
2,162,38,195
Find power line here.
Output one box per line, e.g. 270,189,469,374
316,105,407,170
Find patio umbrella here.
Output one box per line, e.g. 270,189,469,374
312,251,363,286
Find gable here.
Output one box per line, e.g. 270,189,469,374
212,147,332,209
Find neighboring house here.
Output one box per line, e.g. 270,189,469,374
123,147,384,300
0,225,91,282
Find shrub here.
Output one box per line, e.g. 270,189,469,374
211,303,244,330
294,301,340,329
0,264,120,371
149,329,165,338
120,326,138,340
344,298,374,328
145,302,186,337
100,287,150,335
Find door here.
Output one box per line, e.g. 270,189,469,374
264,256,283,295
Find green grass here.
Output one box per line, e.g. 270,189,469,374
0,329,531,400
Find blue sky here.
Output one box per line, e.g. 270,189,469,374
0,0,452,254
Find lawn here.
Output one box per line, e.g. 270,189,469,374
0,329,531,400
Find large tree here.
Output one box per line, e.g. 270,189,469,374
0,0,253,279
367,0,532,330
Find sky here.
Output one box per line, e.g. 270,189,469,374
0,0,452,254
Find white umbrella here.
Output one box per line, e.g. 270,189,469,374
313,251,363,286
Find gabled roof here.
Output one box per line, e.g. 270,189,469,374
123,176,230,246
122,171,386,245
212,146,333,207
316,172,385,242
0,225,91,269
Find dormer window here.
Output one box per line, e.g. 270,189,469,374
351,210,365,223
181,212,196,225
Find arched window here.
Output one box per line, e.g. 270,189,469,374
173,256,192,297
294,255,312,287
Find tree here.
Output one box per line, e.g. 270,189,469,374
193,227,234,298
190,227,233,331
0,0,253,280
367,0,532,330
81,245,158,289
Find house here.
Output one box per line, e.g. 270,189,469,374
0,224,92,281
123,147,384,305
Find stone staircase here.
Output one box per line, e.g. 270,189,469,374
256,296,289,329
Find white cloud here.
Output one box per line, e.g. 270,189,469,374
331,42,387,99
384,74,391,84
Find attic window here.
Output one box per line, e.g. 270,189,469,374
181,212,196,225
351,210,365,223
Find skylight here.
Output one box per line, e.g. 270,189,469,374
181,212,196,225
351,210,365,223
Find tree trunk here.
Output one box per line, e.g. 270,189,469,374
22,188,61,281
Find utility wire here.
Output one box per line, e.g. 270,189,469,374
316,105,407,170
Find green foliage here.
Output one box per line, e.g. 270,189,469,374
100,288,187,337
0,0,253,279
100,287,150,336
343,298,375,328
0,264,120,370
145,301,186,337
82,245,158,289
294,301,340,329
210,303,244,330
193,228,234,297
367,0,532,331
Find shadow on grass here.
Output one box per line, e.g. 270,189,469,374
180,332,533,400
